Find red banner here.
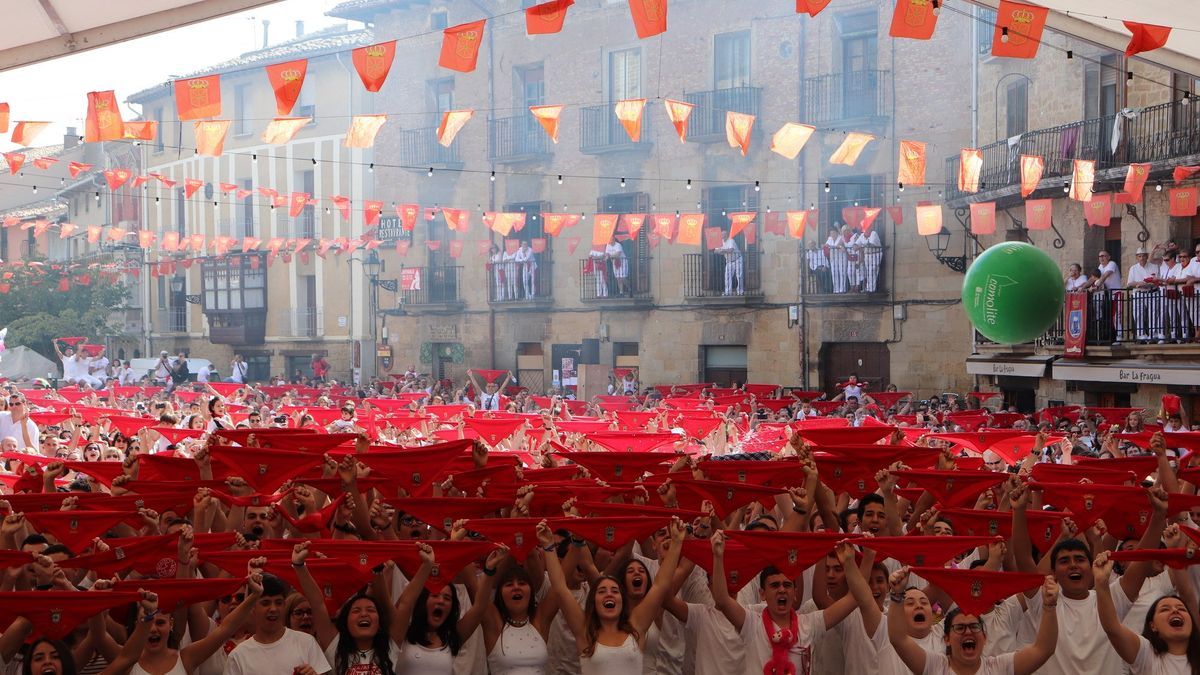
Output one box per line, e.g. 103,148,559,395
1063,291,1087,359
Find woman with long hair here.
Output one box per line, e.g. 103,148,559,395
25,590,158,675
128,574,259,675
1095,550,1200,674
536,518,684,674
481,559,559,674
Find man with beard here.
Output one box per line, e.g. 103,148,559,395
225,574,330,675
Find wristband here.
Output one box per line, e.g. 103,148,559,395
483,566,497,577
291,561,305,568
889,592,904,604
542,543,557,552
141,610,158,623
792,506,808,515
570,536,586,548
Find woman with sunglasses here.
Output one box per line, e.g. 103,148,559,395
887,567,1060,674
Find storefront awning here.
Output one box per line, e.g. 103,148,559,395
966,354,1055,378
1052,359,1200,387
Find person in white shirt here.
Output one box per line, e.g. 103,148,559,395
887,568,1059,675
88,350,110,383
488,244,506,302
502,244,520,302
716,235,744,296
228,355,248,384
1065,263,1089,292
606,235,629,297
153,350,173,385
856,226,883,293
1127,247,1165,344
807,241,831,293
0,399,38,453
225,574,331,675
1094,550,1199,675
197,362,212,383
1091,250,1124,343
116,360,139,386
516,240,537,300
1163,249,1195,343
826,226,849,294
588,247,609,298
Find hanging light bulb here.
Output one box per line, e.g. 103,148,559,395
557,174,563,185
32,185,37,194
766,206,772,213
898,182,904,192
1066,50,1074,60
1156,181,1163,191
824,181,831,192
490,171,495,182
155,197,160,204
931,0,940,15
1063,181,1070,193
686,179,692,190
721,210,727,216
1000,27,1009,43
368,163,375,172
252,154,258,163
1184,92,1193,106
60,177,65,186
311,158,318,166
325,207,331,214
754,180,760,192
213,201,219,209
95,191,101,202
620,177,626,188
427,167,434,177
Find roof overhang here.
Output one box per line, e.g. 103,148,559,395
972,0,1200,76
0,0,284,73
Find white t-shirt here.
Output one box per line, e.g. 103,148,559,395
836,607,886,675
1066,275,1089,292
1122,572,1175,635
739,604,825,675
684,603,744,675
1130,635,1191,675
323,635,401,675
1099,260,1122,290
921,651,1015,675
224,628,331,675
878,613,944,675
0,413,39,452
230,361,247,384
1022,584,1131,675
1128,262,1159,288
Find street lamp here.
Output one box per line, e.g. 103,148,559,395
362,251,383,384
924,227,969,273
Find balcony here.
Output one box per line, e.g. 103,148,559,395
803,69,890,126
680,87,762,143
579,256,652,303
397,127,460,168
977,289,1200,353
579,103,653,154
945,98,1200,203
156,307,188,334
682,250,763,300
398,266,463,307
488,115,550,163
201,253,267,345
801,246,887,302
283,307,322,338
486,258,554,305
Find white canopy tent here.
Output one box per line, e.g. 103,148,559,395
0,0,282,72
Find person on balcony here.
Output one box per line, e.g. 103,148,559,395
605,234,629,297
1065,263,1088,292
487,244,506,302
716,231,743,296
842,224,862,292
854,225,883,293
1089,251,1123,344
825,225,849,294
502,242,520,301
1126,246,1165,344
515,240,537,300
806,240,831,293
587,246,609,298
1163,247,1199,343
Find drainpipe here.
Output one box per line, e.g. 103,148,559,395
469,0,498,369
798,15,810,390
970,6,982,390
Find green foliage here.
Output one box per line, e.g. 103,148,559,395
0,272,129,360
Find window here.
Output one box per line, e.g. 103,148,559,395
0,229,7,261
239,178,254,238
839,14,877,119
820,175,884,233
518,65,545,108
714,31,751,89
296,76,316,120
241,354,271,383
152,107,164,153
202,254,266,311
234,84,251,137
702,184,759,249
1005,80,1028,137
608,48,641,100
430,78,455,122
430,10,448,30
297,170,315,238
702,345,747,388
976,6,997,55
1084,54,1120,120
175,188,186,235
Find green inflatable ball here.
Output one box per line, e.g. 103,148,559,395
962,242,1065,344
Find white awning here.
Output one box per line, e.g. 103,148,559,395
0,0,282,72
966,354,1055,378
1052,359,1200,387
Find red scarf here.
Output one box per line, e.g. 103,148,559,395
762,607,798,675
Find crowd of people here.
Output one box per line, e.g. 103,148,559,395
806,224,885,295
0,358,1197,674
1064,240,1200,344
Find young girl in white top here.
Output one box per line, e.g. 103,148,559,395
482,558,560,674
1095,550,1200,675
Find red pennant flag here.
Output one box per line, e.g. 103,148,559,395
554,452,669,482
728,212,756,238
32,156,58,170
850,535,1000,567
0,103,7,133
103,168,132,191
1120,163,1151,202
970,201,996,235
194,120,231,156
344,114,387,149
915,203,942,235
889,0,940,40
68,161,91,178
723,530,844,579
1070,159,1095,202
437,110,473,147
1124,21,1171,57
85,91,124,142
615,99,646,142
676,213,705,246
566,236,582,254
992,1,1048,59
262,116,311,144
1019,154,1043,197
442,207,471,232
11,121,50,146
830,132,875,165
174,75,221,120
265,59,308,115
593,213,619,245
1025,198,1053,230
526,0,573,34
1085,193,1113,227
183,178,204,198
1174,166,1200,184
726,112,755,156
439,20,486,72
3,152,24,175
663,99,694,143
898,140,927,186
651,213,677,241
912,568,1045,616
289,192,310,218
959,148,983,193
1169,187,1199,217
891,469,1008,508
397,203,420,231
530,104,564,143
0,591,141,640
364,200,383,226
22,510,131,553
795,0,833,17
448,239,464,259
627,0,668,38
770,122,814,159
352,41,397,92
209,446,322,493
785,211,808,239
704,226,724,251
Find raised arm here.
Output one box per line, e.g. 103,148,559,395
886,566,929,674
1012,575,1060,675
629,518,685,636
536,520,587,650
1092,552,1141,664
99,590,158,675
290,543,336,648
840,540,882,638
389,542,435,645
709,530,747,632
456,547,504,643
182,568,263,672
1118,486,1168,603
